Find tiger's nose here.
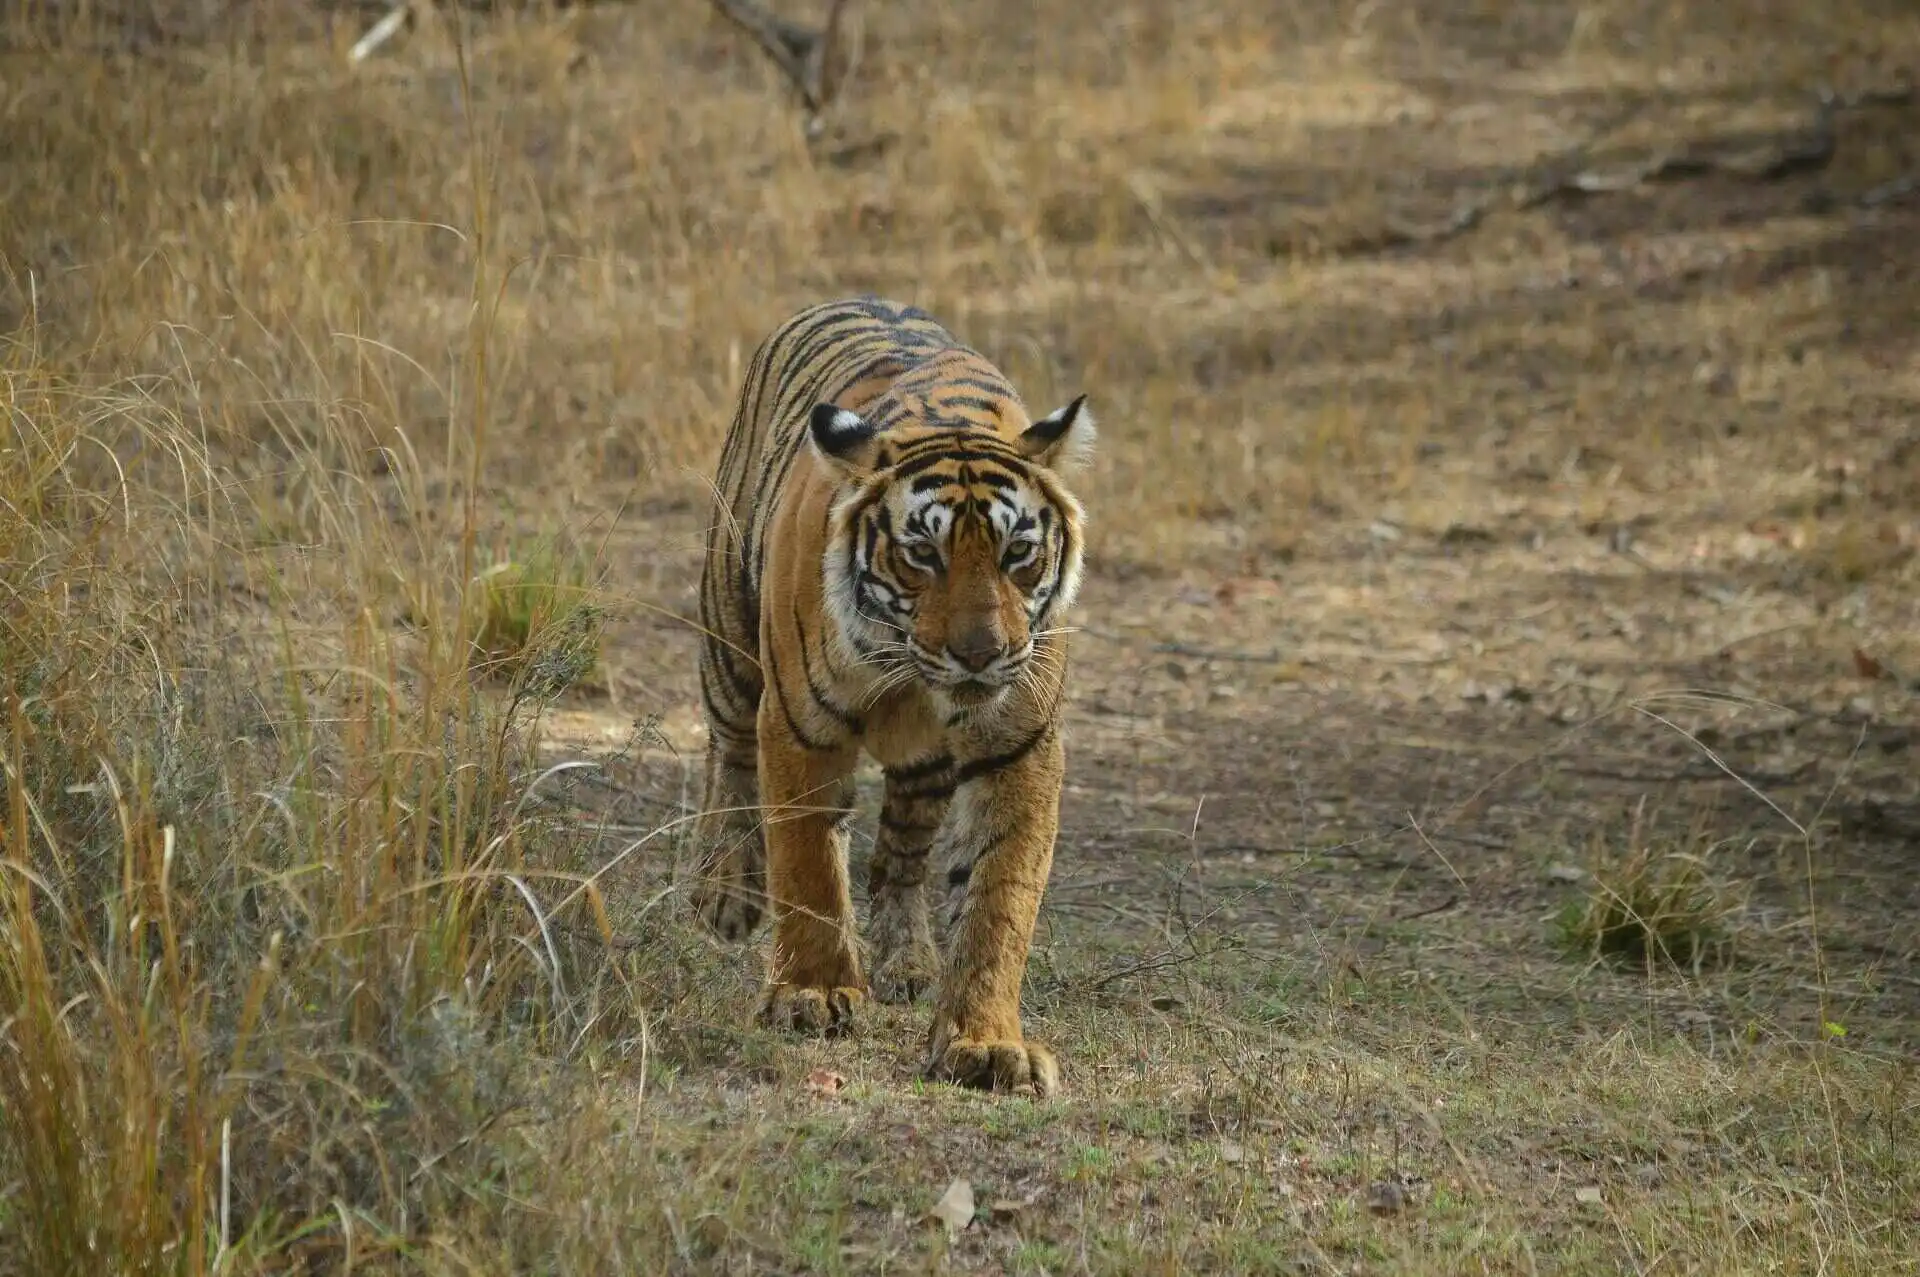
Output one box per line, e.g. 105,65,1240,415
947,636,1002,672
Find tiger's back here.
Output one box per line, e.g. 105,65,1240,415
702,299,963,714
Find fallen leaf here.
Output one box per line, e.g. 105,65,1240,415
1575,1185,1605,1206
1214,576,1283,606
805,1069,846,1096
929,1178,974,1235
1853,647,1889,681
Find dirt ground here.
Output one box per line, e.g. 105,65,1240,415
529,0,1920,1046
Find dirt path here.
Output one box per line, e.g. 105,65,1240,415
544,476,1920,1052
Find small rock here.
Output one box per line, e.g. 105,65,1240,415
1220,1142,1248,1164
1692,361,1736,395
1545,864,1587,884
1575,1185,1605,1206
1366,1180,1411,1215
930,1179,975,1235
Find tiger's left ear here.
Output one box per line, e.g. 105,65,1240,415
1015,394,1096,475
808,402,886,476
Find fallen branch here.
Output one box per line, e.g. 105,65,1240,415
348,0,413,64
1557,760,1822,787
1393,894,1460,923
1361,83,1914,252
1860,172,1920,208
708,0,855,133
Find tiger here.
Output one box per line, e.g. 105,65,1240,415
686,295,1095,1097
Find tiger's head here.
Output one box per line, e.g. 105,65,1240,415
810,394,1095,707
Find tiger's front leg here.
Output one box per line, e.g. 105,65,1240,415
755,705,867,1037
924,725,1065,1097
864,753,953,1005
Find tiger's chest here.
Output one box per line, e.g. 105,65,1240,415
852,682,954,770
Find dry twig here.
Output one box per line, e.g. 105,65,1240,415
708,0,855,134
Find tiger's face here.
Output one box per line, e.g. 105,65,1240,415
812,395,1095,707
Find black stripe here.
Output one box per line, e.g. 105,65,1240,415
892,449,1028,482
794,601,863,732
884,753,954,783
932,373,1014,395
700,662,753,721
765,650,840,752
706,631,759,692
893,780,957,802
956,721,1056,785
892,430,1020,459
933,394,1002,415
946,861,973,888
699,683,749,735
849,352,910,386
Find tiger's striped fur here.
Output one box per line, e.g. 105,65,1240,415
688,296,1094,1096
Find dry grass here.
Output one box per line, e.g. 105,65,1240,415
467,531,606,693
3,0,1918,1273
1555,801,1744,972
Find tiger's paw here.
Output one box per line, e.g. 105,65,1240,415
689,871,763,943
868,939,940,1005
927,1036,1060,1098
757,982,865,1037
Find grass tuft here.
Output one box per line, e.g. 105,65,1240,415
469,533,606,696
1556,808,1743,973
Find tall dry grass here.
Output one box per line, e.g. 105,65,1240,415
0,10,674,1269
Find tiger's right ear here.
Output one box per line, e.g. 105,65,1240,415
808,403,885,476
